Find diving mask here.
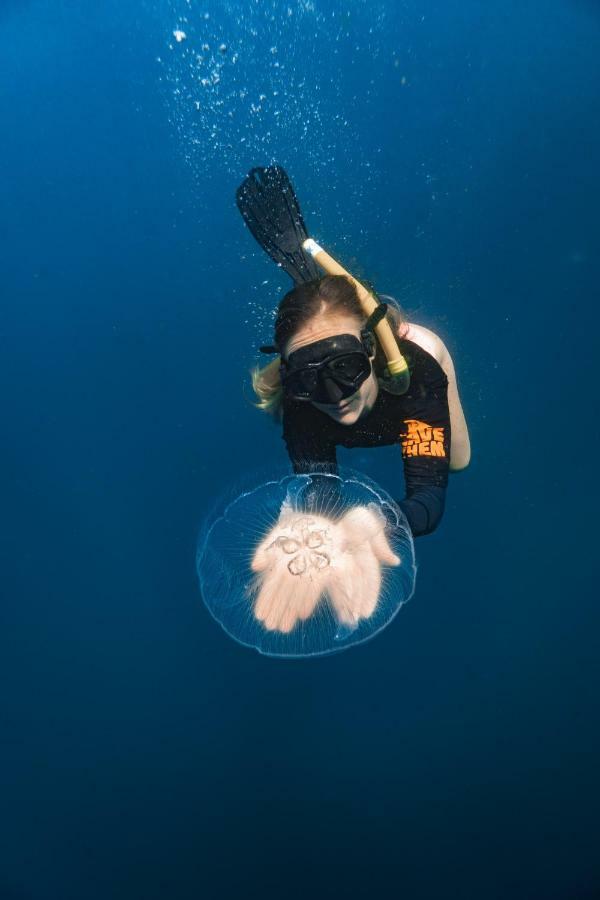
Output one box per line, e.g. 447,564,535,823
281,333,374,404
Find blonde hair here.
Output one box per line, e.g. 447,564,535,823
251,357,284,417
250,276,406,418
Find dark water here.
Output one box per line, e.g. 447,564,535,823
2,1,599,898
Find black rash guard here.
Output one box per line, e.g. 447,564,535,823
282,338,451,537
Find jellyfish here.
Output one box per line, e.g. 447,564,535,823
196,469,416,658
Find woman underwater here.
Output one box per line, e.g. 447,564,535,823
233,166,471,636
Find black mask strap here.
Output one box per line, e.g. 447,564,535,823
364,302,388,333
359,303,388,356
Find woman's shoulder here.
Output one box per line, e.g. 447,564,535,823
401,323,448,365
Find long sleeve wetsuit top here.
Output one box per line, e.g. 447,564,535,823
282,338,450,537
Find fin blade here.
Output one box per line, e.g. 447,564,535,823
236,165,321,284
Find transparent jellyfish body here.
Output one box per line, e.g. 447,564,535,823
196,469,416,658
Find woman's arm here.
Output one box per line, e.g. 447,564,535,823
282,401,338,475
282,401,340,513
404,323,471,471
399,485,447,538
395,339,451,536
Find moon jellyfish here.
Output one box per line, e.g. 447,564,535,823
196,469,416,658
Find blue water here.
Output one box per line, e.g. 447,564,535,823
2,1,599,898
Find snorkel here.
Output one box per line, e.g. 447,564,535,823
237,165,410,401
302,239,410,395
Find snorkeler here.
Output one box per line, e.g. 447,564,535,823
236,166,471,539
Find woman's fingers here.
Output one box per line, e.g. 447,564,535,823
250,523,282,573
253,557,327,633
327,561,361,626
297,579,324,621
262,577,295,632
253,564,287,623
356,546,382,619
371,527,401,567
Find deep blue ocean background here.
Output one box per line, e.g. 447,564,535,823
2,1,599,898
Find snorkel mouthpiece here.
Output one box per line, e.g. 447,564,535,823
302,239,410,394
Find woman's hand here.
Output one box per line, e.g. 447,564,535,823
251,508,334,633
250,503,400,633
327,504,400,628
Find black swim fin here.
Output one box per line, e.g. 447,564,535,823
236,165,321,285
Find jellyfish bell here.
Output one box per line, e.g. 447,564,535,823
196,468,416,658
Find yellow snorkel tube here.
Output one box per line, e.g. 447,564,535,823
302,239,410,395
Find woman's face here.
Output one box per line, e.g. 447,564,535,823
283,314,379,425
